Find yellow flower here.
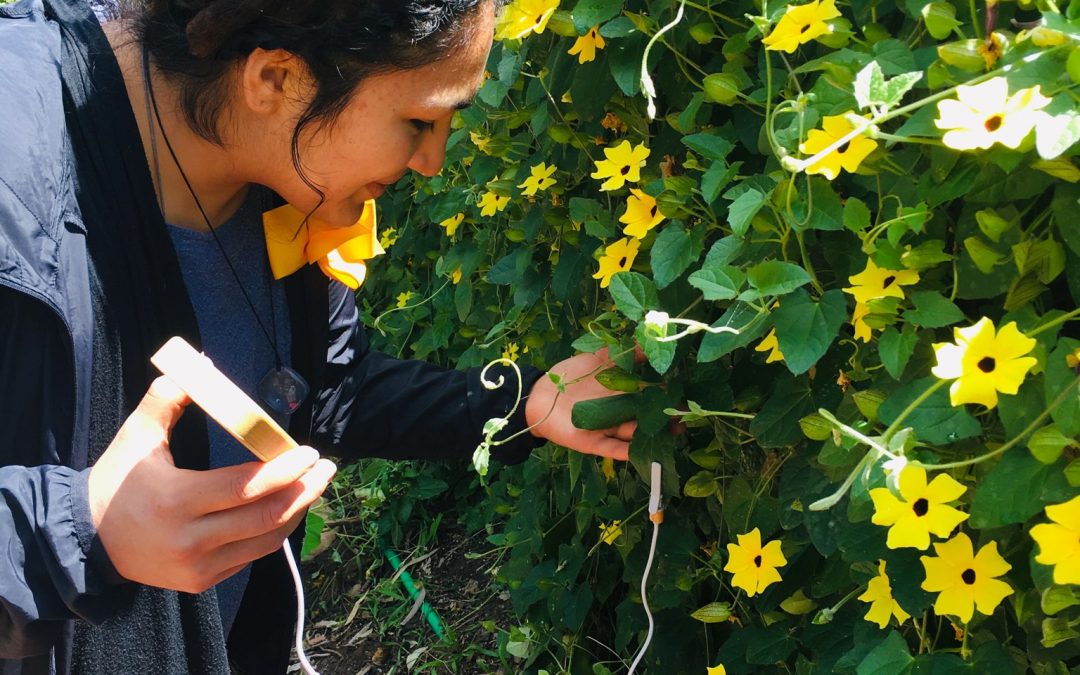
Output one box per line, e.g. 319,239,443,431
478,191,510,217
518,162,557,196
1067,347,1080,370
859,560,912,628
592,237,640,288
591,140,650,191
502,342,520,361
568,26,606,63
469,130,491,153
870,465,968,550
977,32,1005,69
451,267,463,285
724,528,787,597
931,318,1037,409
755,328,784,363
707,666,727,675
798,113,878,180
599,520,623,545
934,77,1051,151
395,291,414,308
1031,496,1080,585
380,227,399,249
496,0,559,40
843,259,920,304
761,0,841,52
853,302,873,342
439,212,464,237
619,189,665,239
920,532,1013,623
601,456,616,482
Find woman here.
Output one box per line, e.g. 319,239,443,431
0,0,635,672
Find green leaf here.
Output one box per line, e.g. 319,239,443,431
844,197,873,232
701,160,738,203
571,0,624,32
651,224,698,289
726,187,767,236
1046,339,1080,436
682,133,735,161
745,625,797,665
879,326,917,381
751,375,815,448
975,208,1013,243
901,291,965,328
790,178,844,231
704,236,745,267
1042,586,1080,616
773,289,848,376
609,271,659,321
688,264,743,301
635,322,677,375
571,395,640,430
697,302,769,362
872,39,917,75
970,451,1070,528
963,236,1006,275
877,377,981,445
683,471,719,498
301,510,326,560
1029,425,1075,464
854,61,922,110
745,260,812,298
856,631,913,675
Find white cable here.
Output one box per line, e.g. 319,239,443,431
628,462,663,674
282,542,321,675
627,520,660,674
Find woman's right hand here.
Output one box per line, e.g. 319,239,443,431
87,376,337,593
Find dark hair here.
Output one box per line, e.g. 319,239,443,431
133,0,497,199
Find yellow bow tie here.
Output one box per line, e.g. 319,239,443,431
262,200,384,290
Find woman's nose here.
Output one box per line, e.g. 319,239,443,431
407,125,449,178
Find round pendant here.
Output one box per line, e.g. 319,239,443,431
257,365,310,416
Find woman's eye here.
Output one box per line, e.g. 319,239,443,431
410,119,435,133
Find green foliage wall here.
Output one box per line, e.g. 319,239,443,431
361,0,1080,672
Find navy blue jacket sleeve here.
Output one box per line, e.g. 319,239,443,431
311,280,546,465
0,289,121,658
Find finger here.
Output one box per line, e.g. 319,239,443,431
189,446,323,514
608,420,637,442
196,458,336,547
586,436,630,461
131,376,192,437
205,523,304,580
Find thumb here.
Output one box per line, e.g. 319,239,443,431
131,375,192,439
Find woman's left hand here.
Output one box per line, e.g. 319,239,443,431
524,349,635,460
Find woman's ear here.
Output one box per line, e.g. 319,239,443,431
239,48,310,118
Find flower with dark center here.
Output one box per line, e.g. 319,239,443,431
921,533,1013,622
870,465,968,550
932,317,1037,409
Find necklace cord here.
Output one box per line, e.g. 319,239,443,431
141,47,284,371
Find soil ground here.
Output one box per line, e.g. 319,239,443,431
290,524,516,675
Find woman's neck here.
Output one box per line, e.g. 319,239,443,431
103,23,251,231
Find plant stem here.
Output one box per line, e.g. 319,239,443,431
917,375,1080,470
882,379,949,442
1029,307,1080,337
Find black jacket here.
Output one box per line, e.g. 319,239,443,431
0,0,541,672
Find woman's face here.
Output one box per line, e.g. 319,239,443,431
255,7,496,227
